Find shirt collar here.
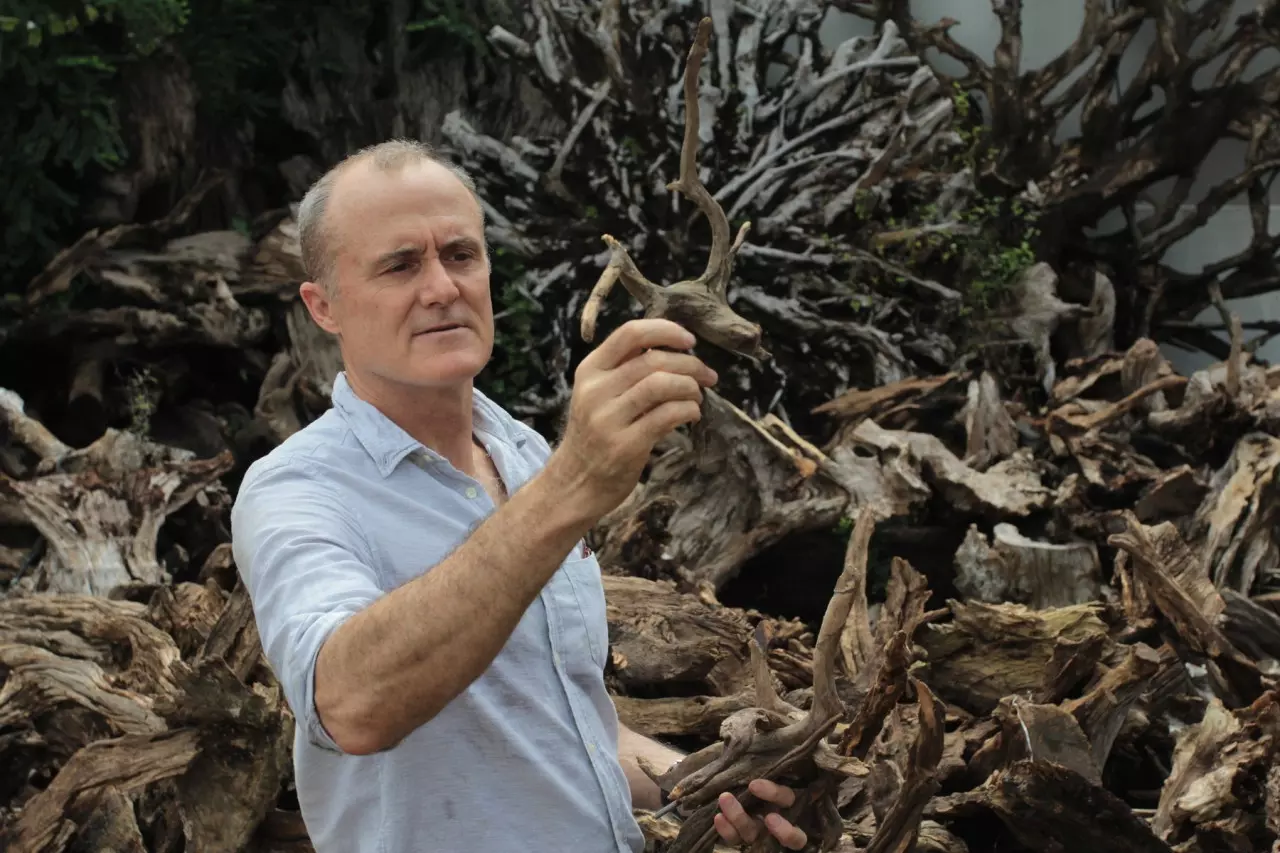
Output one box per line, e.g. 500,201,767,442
330,371,526,477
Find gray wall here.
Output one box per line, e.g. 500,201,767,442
817,1,1280,373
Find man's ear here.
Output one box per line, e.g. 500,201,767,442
299,280,341,335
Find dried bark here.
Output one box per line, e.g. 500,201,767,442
1153,692,1280,853
979,760,1174,853
0,582,292,853
1,393,233,597
593,390,850,593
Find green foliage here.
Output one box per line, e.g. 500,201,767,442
405,0,487,55
176,0,300,123
1,2,184,288
1,0,494,295
122,362,161,436
855,82,1041,325
947,195,1041,317
944,83,1042,317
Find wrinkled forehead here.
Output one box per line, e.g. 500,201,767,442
327,159,484,256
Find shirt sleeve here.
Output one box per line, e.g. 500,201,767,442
231,456,384,754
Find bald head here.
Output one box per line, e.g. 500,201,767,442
297,139,485,294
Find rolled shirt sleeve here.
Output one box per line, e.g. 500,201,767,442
231,456,384,753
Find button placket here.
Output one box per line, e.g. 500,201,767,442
544,575,634,852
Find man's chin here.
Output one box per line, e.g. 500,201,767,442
401,351,490,387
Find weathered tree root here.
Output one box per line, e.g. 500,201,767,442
579,16,767,364
652,509,925,852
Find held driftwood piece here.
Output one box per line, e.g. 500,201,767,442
580,18,766,365
445,2,969,424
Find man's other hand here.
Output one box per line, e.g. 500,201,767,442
547,318,717,518
714,779,807,850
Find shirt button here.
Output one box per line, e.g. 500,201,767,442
465,486,478,499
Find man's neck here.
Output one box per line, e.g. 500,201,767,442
346,369,479,475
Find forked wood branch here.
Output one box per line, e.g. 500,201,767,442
579,17,767,363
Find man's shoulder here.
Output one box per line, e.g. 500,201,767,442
235,408,367,500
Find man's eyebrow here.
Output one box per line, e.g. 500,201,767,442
441,236,484,253
371,246,423,269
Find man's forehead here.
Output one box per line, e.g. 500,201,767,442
327,160,483,248
331,159,478,217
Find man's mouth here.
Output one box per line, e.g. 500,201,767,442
415,323,465,335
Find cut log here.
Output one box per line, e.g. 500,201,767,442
953,522,1100,609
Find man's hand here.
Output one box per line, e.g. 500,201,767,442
546,318,717,518
714,780,807,850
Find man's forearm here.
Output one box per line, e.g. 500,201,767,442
618,722,685,811
313,464,595,754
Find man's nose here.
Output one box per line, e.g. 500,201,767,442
415,255,460,306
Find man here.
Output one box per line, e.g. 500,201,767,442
231,139,807,852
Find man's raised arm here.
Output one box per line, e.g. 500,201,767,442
235,319,716,756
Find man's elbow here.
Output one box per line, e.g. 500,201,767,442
330,724,396,757
313,671,449,755
314,691,403,756
309,631,450,755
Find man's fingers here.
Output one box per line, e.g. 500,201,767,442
712,812,742,845
586,319,696,371
764,813,807,851
606,347,718,394
628,399,702,445
611,371,704,427
716,793,760,844
748,778,797,808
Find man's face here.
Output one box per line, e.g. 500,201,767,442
300,159,494,393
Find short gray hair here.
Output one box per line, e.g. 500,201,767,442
297,138,485,292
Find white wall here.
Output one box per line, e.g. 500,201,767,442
817,1,1280,373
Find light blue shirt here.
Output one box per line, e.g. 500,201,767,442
231,371,645,853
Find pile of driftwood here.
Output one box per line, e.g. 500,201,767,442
4,2,1280,852
3,280,1280,853
608,333,1280,852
